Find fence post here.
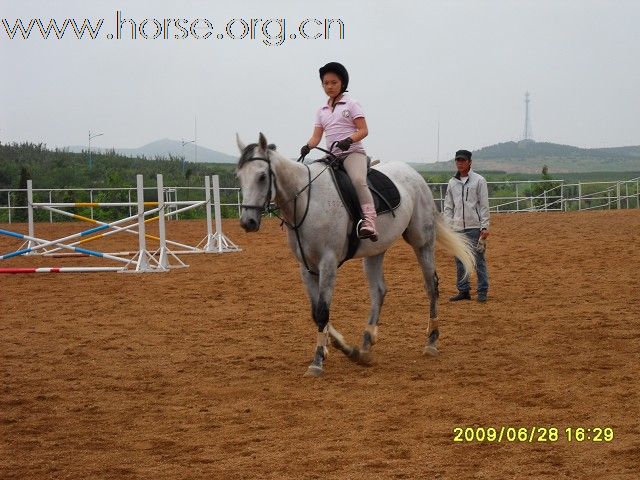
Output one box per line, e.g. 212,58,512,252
578,183,582,211
26,181,36,252
49,190,53,223
175,188,180,220
515,183,519,211
616,182,621,210
27,181,34,237
7,191,11,224
625,182,629,209
90,189,94,219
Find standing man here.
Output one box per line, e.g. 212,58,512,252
443,149,490,302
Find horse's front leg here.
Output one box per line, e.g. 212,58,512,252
301,257,338,377
355,253,387,365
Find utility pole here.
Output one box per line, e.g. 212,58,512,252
523,92,533,141
437,117,440,163
88,130,103,169
181,138,195,175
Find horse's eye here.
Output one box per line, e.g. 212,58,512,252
258,173,267,182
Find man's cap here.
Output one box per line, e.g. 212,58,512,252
455,150,472,161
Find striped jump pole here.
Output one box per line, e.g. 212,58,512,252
31,177,214,257
0,201,162,261
0,267,124,274
0,228,131,264
39,200,208,256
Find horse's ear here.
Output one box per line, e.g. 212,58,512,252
258,132,268,152
236,133,246,153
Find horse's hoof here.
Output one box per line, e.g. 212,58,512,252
357,349,373,366
347,347,361,363
303,365,324,377
423,345,440,357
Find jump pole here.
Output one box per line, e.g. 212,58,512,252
32,177,215,257
39,202,207,256
0,202,162,259
0,267,124,274
199,175,241,253
0,228,131,264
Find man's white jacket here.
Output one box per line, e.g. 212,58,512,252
443,170,490,231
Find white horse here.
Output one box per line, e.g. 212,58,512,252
236,133,475,377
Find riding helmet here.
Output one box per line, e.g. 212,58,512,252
319,62,349,93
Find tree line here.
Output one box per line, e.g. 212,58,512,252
0,142,240,222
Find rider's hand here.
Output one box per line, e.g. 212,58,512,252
300,144,311,157
336,137,353,151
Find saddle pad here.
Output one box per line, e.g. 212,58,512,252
367,169,401,215
330,167,401,220
320,161,402,267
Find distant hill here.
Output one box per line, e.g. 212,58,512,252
67,138,237,163
418,141,640,173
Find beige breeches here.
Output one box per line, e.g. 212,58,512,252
342,152,374,205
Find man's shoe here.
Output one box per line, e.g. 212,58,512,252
477,293,487,303
449,291,471,302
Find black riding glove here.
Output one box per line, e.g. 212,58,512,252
336,137,353,151
300,144,311,156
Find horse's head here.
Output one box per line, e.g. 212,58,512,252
236,132,277,232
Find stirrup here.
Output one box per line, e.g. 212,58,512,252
356,219,378,242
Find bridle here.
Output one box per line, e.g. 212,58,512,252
239,151,277,215
238,144,341,275
239,148,316,274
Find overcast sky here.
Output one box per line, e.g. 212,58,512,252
1,0,639,163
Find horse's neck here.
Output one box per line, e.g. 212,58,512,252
271,156,313,222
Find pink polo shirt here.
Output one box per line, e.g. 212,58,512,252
314,94,366,156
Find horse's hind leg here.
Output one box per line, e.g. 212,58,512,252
413,244,440,356
328,324,358,361
355,253,387,365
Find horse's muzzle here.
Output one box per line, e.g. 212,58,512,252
240,215,260,232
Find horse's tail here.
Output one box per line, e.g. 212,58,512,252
435,215,476,279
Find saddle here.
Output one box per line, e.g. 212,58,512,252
320,157,401,265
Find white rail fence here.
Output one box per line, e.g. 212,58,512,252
1,177,639,224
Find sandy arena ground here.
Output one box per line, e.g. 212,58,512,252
1,210,639,479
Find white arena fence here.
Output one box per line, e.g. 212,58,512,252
0,174,240,274
1,176,639,224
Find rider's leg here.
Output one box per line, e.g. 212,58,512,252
342,152,378,241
